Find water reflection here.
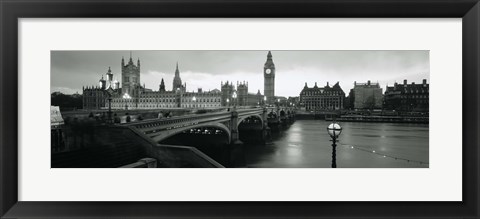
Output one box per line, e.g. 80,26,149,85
244,120,429,168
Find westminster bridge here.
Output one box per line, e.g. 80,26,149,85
121,107,297,145
52,106,296,168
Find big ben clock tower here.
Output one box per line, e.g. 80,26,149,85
264,51,275,104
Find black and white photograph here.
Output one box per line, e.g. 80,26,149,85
51,50,429,168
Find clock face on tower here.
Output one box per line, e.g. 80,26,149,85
265,69,272,74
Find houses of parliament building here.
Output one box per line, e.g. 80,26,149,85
82,52,273,110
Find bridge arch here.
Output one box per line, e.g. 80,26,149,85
237,114,264,128
151,122,232,143
268,111,277,119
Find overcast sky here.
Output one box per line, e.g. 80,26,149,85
51,50,429,97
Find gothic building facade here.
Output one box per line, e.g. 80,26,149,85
219,81,265,107
82,52,273,110
82,86,108,110
299,82,346,111
109,59,221,109
121,55,141,98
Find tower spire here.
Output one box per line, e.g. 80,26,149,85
173,62,182,91
175,62,180,76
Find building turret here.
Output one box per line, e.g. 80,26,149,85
237,81,248,106
159,78,166,92
99,76,106,89
106,66,113,82
121,53,141,96
221,80,235,106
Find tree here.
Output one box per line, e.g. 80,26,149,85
51,92,83,110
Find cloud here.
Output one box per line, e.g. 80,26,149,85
51,50,430,96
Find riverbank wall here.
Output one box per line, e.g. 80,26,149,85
295,111,428,124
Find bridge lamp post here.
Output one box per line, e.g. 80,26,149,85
123,93,131,111
327,122,342,168
232,91,237,108
192,96,197,108
263,96,267,106
105,89,114,124
226,98,230,109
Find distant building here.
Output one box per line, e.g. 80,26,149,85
181,90,222,108
384,79,429,112
287,96,300,107
83,67,117,110
221,81,264,107
82,86,108,110
110,60,221,109
300,82,346,111
82,52,280,110
246,90,264,106
349,80,383,110
83,56,254,110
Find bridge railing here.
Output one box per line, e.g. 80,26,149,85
123,108,264,130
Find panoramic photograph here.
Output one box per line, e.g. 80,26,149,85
51,50,429,168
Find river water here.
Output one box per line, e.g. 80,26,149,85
244,120,429,168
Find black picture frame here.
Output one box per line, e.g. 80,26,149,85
1,0,479,218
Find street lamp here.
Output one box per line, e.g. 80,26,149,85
226,98,230,109
105,89,114,124
327,122,342,168
192,96,196,108
232,91,237,108
123,92,131,110
264,96,267,106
